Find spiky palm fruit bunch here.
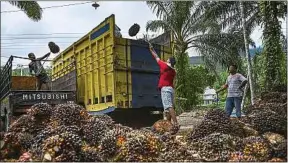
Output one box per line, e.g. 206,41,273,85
260,92,287,104
114,130,162,162
94,114,114,127
204,109,230,123
53,150,80,162
8,114,40,134
229,119,247,138
228,151,244,162
79,109,92,124
237,136,271,162
18,152,32,162
17,132,34,150
269,157,286,162
128,23,140,37
99,124,132,161
263,132,287,159
50,104,84,126
189,133,240,162
158,134,198,162
32,127,54,146
187,109,236,141
79,145,101,162
82,117,109,146
245,102,287,117
48,41,60,53
41,132,82,162
187,119,231,141
53,125,82,136
152,120,173,135
247,109,287,135
28,103,52,117
1,132,23,160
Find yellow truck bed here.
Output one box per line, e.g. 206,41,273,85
52,14,172,114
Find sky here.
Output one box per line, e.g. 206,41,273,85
1,1,287,68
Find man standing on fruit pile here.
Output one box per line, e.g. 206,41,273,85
216,64,247,118
28,52,51,90
148,43,179,129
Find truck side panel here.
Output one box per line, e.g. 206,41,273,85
129,40,172,109
52,14,173,113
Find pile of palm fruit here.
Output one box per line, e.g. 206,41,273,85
0,91,287,162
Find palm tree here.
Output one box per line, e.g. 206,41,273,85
146,1,253,72
8,1,43,21
0,1,43,75
240,1,255,105
260,1,287,91
146,1,250,108
200,1,287,101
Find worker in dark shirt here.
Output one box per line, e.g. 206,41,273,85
28,52,51,90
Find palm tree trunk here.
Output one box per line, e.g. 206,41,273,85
241,75,249,110
240,2,255,105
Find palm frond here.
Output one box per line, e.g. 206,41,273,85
8,1,42,21
146,20,170,32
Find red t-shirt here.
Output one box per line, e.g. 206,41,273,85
157,60,176,89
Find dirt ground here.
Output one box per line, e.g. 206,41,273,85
177,109,208,135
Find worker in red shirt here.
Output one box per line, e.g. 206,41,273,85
148,43,179,127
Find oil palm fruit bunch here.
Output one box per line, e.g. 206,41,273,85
228,151,244,162
229,119,247,138
32,127,54,146
189,133,240,162
187,119,231,141
53,125,82,136
187,109,233,141
28,103,52,117
247,108,287,135
114,130,162,162
17,132,34,150
159,134,197,162
53,150,80,162
1,132,23,160
152,119,173,135
8,114,39,134
79,145,101,162
82,117,109,146
48,42,60,54
79,109,92,124
41,132,82,162
99,124,131,161
260,92,287,103
128,23,140,37
18,152,32,162
263,132,287,159
94,114,114,128
51,104,84,126
203,109,230,123
245,102,287,118
269,157,286,162
237,136,271,162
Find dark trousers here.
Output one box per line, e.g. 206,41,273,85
225,96,242,118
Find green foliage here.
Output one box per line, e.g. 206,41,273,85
260,1,287,91
213,71,229,102
8,1,42,22
175,53,216,113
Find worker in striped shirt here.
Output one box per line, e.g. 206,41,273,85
216,65,248,118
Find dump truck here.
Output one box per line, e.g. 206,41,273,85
52,14,173,126
0,56,76,132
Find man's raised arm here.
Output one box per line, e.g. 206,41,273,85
148,43,160,62
37,52,50,61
